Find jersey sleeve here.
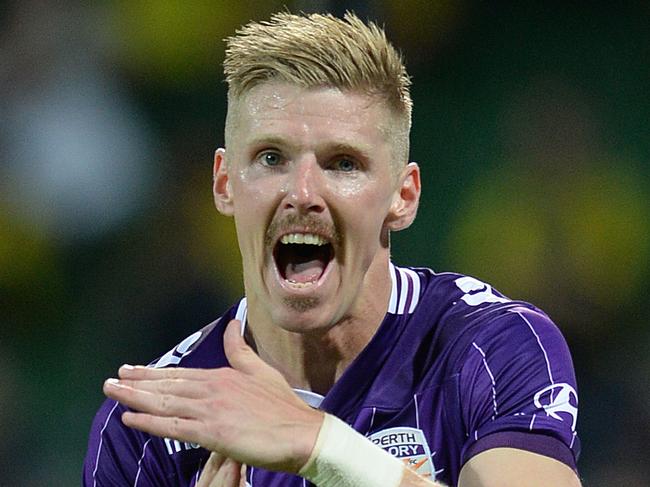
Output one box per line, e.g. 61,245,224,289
82,399,172,486
457,306,580,471
82,322,225,486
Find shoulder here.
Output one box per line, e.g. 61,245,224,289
408,269,580,470
382,266,545,389
150,298,245,369
408,267,563,353
435,271,575,393
398,265,513,321
400,266,577,405
403,267,524,350
83,300,244,486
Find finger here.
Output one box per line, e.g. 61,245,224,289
108,378,210,399
121,411,202,444
219,458,243,487
223,319,274,378
196,451,227,487
197,454,242,487
104,379,204,418
118,364,214,381
239,463,248,487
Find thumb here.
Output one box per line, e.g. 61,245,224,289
223,319,272,378
196,451,245,487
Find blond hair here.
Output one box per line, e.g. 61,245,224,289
223,11,412,166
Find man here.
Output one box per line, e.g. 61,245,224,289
84,12,581,487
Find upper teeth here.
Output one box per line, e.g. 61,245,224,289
280,233,328,245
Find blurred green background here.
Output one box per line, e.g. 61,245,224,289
1,1,648,485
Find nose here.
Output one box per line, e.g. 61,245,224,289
283,157,326,214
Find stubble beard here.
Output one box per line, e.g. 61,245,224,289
282,295,319,312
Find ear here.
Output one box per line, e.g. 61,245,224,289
385,162,421,231
213,148,234,216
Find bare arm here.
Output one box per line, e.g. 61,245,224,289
457,448,581,487
396,447,581,487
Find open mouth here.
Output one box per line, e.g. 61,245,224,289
273,233,335,287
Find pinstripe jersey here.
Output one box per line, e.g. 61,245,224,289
83,263,580,486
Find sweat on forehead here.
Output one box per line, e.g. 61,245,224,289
224,83,409,173
226,84,389,135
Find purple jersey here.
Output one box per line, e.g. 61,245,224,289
84,264,580,486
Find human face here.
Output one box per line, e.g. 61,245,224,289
215,83,417,333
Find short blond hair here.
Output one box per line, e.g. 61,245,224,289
223,11,412,166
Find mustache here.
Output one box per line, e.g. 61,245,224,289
265,214,341,248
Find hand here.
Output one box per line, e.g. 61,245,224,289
103,319,324,473
196,452,246,487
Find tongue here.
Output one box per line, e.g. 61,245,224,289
286,259,326,283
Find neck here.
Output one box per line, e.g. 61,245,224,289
244,254,392,395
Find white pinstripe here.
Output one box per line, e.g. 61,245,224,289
365,407,377,435
133,438,151,486
516,311,554,384
414,394,420,429
194,457,203,485
92,401,120,486
472,342,498,419
515,309,560,406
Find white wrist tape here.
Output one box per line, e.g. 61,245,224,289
299,413,405,487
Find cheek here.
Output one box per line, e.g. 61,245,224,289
231,187,265,250
335,188,393,242
327,177,365,199
232,175,277,219
330,178,393,214
235,167,289,204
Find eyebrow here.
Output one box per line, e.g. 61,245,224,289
247,135,291,149
327,142,373,161
246,136,373,160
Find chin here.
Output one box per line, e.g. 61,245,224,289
273,298,338,334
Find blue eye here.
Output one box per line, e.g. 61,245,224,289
260,152,281,167
336,158,357,172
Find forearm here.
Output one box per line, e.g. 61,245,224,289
299,413,446,487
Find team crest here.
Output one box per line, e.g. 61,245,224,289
368,427,437,479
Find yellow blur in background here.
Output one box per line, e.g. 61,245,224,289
1,1,648,485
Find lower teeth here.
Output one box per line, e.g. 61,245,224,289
287,279,316,287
